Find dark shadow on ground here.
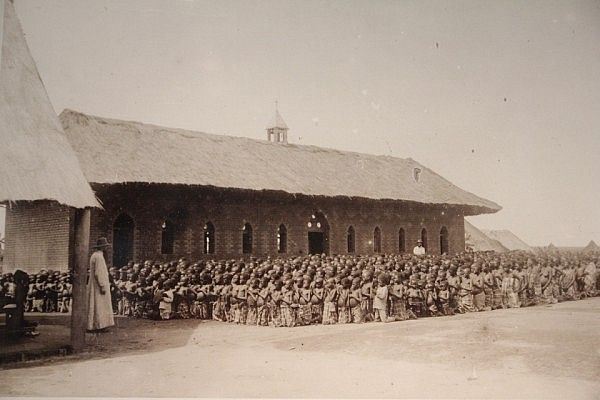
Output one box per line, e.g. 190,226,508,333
0,313,205,370
1,313,73,363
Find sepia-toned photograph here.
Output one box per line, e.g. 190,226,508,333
0,0,599,398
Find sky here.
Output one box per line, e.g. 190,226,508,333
4,0,600,247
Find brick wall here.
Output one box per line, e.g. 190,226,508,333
91,184,466,267
4,201,73,273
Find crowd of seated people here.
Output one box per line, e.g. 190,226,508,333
105,249,599,326
0,271,72,313
2,250,597,327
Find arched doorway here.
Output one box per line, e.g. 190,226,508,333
113,214,134,268
161,219,175,255
373,227,382,253
307,211,330,255
421,228,428,252
242,223,253,254
277,224,287,254
347,226,355,253
398,228,406,253
203,222,215,254
440,226,449,255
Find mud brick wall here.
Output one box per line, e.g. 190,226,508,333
90,183,465,267
3,201,73,273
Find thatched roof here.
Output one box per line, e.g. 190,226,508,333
583,240,599,253
0,1,98,208
464,220,508,253
482,229,533,252
59,109,500,215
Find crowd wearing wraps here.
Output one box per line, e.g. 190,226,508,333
100,250,598,326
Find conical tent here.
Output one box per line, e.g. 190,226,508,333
0,0,98,208
482,229,533,252
464,220,508,253
582,240,599,253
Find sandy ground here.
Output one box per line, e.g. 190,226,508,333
1,298,599,399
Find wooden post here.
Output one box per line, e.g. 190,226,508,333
70,208,90,352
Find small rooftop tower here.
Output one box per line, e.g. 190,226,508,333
267,102,288,144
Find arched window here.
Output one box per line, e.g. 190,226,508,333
373,226,382,253
277,224,287,253
203,222,215,254
440,226,449,255
242,223,253,254
398,228,406,253
421,228,428,251
347,226,356,253
113,213,134,268
161,219,174,255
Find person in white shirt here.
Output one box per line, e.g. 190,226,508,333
413,240,426,256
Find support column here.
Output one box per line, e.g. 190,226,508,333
70,208,90,352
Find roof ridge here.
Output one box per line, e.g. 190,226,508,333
60,108,422,163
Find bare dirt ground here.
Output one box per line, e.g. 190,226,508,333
1,298,599,399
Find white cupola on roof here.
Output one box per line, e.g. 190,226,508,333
266,104,288,144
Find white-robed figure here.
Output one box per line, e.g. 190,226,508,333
413,240,426,256
87,237,115,332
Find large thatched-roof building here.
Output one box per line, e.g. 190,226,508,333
1,0,98,273
1,0,500,270
5,105,500,270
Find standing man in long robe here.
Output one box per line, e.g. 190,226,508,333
87,237,115,332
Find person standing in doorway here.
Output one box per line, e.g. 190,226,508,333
87,237,115,332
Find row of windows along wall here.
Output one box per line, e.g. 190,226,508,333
112,213,451,267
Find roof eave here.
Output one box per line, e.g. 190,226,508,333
88,181,501,213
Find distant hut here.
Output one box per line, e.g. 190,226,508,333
583,240,600,254
464,220,508,253
482,229,533,253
